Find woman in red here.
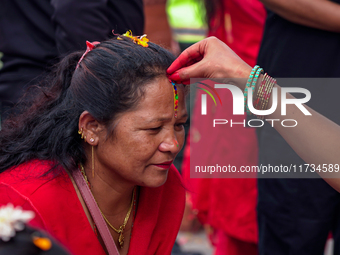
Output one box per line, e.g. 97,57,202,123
0,35,187,255
181,1,266,254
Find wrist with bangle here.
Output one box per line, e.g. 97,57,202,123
244,65,277,119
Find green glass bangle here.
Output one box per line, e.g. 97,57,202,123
244,65,260,114
246,67,263,115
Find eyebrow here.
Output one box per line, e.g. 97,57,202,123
145,113,189,123
145,117,172,124
179,113,189,120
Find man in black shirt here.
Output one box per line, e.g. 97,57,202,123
0,0,144,120
257,1,340,254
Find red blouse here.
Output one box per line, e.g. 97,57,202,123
0,160,185,255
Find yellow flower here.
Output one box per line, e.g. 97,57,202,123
122,31,149,47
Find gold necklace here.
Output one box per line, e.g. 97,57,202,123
79,164,135,249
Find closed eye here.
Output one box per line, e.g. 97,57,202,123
148,126,162,131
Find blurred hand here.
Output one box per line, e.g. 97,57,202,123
167,37,252,87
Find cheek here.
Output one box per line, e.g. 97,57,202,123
123,133,160,162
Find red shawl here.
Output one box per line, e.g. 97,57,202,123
0,160,185,255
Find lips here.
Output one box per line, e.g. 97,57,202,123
152,161,173,169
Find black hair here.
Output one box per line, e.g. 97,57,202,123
0,37,176,176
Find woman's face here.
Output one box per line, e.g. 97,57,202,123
94,76,188,188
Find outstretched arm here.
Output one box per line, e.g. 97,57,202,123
168,37,340,191
267,86,340,190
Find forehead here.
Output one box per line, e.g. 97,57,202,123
123,76,186,122
134,77,176,116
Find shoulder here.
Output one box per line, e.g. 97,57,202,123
0,160,75,229
0,160,61,230
0,160,69,197
0,161,102,254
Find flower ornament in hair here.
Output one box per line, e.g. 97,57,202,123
75,41,100,70
0,203,35,242
120,30,149,47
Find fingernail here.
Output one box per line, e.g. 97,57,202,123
169,72,181,81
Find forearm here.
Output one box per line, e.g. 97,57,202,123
266,85,340,190
260,0,340,32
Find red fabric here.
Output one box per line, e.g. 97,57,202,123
181,0,266,249
182,98,258,243
214,230,258,255
0,160,185,255
209,0,266,67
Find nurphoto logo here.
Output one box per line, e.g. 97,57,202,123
199,83,312,128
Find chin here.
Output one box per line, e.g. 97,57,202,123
143,171,169,188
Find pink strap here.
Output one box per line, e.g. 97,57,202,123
72,169,120,255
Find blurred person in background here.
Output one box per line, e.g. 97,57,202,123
166,0,207,53
0,0,144,122
256,0,340,254
144,0,173,52
181,0,266,254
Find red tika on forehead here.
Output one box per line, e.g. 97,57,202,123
167,77,178,119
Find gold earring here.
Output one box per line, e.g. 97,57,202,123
92,145,95,178
78,128,84,139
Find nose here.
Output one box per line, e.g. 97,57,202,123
158,133,181,154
